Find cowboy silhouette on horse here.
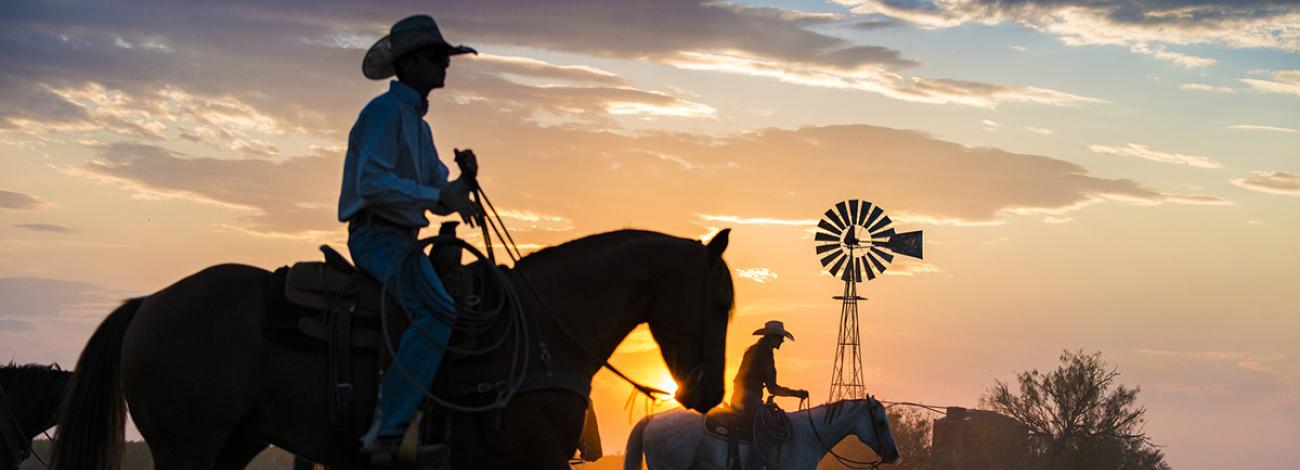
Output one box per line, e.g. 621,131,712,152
339,14,481,465
731,320,809,470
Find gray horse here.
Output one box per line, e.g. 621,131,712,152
625,397,899,470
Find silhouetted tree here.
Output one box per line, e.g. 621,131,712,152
980,350,1169,470
887,408,933,470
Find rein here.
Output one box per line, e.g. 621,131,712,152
0,382,42,469
798,398,883,470
466,179,674,400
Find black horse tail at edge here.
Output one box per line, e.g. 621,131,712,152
623,415,649,470
50,297,142,470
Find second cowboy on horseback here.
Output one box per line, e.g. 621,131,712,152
732,320,809,470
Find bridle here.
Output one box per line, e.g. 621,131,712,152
680,245,725,404
0,383,34,470
800,397,886,470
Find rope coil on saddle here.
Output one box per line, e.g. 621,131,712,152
753,402,792,467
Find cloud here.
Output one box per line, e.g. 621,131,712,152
836,0,1300,52
1129,43,1216,68
1088,143,1224,169
1228,124,1296,133
0,277,116,322
884,261,944,277
78,142,342,235
665,51,1102,108
1025,126,1054,135
1134,348,1286,376
1145,382,1235,397
1240,70,1300,97
736,268,779,284
0,190,51,210
698,214,818,226
0,319,35,332
13,223,76,234
1180,83,1237,93
1232,171,1300,196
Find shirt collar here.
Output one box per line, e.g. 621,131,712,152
388,80,428,116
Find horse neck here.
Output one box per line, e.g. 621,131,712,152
517,234,703,376
0,367,67,438
798,401,868,456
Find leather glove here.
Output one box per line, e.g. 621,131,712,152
797,390,810,399
454,148,478,182
440,180,482,226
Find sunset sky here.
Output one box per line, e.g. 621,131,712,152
2,1,1298,468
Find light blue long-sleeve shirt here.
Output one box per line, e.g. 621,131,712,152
338,80,451,228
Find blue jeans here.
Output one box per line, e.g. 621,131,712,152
348,222,456,441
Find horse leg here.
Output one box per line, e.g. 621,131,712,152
213,419,270,470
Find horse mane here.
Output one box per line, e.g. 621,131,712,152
814,398,872,424
0,362,68,394
515,229,698,267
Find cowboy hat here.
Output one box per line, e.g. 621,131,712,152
752,320,795,341
362,15,477,80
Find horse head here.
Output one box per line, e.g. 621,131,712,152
647,229,733,413
0,363,72,470
853,396,900,464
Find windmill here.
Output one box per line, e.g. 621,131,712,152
815,199,923,401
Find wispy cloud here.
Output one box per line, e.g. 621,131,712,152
0,277,119,326
1130,43,1216,68
836,1,1300,52
1227,124,1296,133
1025,126,1053,135
0,190,51,210
1088,143,1224,169
1240,70,1300,97
13,223,76,234
736,268,779,284
1180,83,1237,94
666,51,1102,108
698,214,818,226
1134,348,1286,375
1232,171,1300,196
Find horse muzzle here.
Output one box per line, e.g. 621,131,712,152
674,363,723,412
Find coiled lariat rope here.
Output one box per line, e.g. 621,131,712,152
754,402,793,467
375,176,671,414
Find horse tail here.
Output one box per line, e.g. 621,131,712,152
623,415,650,470
51,297,142,470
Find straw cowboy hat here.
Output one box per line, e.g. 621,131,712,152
752,320,795,341
362,14,477,80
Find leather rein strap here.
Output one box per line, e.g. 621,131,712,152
0,383,33,469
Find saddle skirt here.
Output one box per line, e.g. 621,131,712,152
705,405,751,441
707,403,793,470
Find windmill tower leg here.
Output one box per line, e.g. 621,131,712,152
829,275,866,401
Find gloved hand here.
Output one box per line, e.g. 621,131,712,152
440,179,482,226
454,148,478,183
796,389,810,399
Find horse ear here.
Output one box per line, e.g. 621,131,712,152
706,228,730,259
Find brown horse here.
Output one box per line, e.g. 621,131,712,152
52,229,734,470
1,363,71,470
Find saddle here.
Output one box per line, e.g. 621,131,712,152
259,223,496,467
706,401,792,470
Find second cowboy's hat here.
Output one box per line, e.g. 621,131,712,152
752,320,795,341
362,15,477,80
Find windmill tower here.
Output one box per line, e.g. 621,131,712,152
815,200,923,401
